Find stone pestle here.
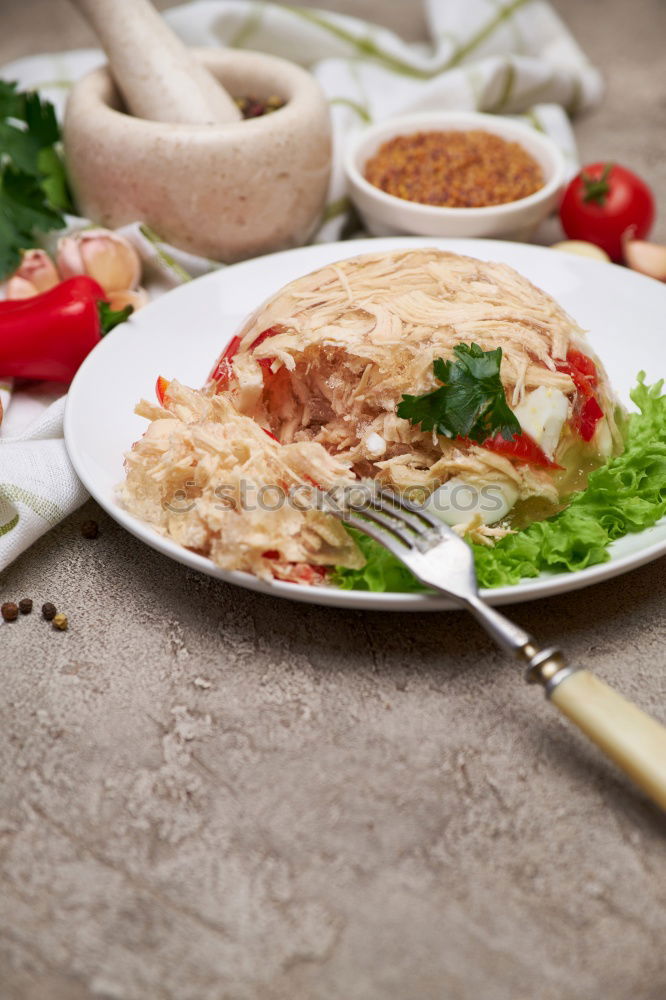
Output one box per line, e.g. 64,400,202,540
69,0,242,125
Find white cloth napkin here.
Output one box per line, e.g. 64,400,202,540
0,0,602,572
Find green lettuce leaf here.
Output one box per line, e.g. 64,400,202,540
332,373,666,592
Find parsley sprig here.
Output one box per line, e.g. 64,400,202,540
0,80,72,279
397,343,521,444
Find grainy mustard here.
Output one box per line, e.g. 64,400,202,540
364,130,544,208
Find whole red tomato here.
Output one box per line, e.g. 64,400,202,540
559,163,655,261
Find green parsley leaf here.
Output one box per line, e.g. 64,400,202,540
397,343,521,444
0,80,26,121
0,120,43,175
37,146,71,212
0,167,65,276
0,79,72,279
24,91,60,149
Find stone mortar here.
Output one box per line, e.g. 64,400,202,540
64,48,332,262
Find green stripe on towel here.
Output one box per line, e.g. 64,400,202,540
0,513,19,538
0,484,63,524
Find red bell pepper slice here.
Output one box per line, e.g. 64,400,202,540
250,327,281,377
566,348,597,380
209,335,241,386
575,395,604,442
209,327,281,388
155,375,170,405
261,550,328,585
556,348,604,441
283,564,328,585
248,326,280,351
556,348,598,397
482,431,563,469
272,562,328,585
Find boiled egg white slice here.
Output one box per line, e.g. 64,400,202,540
425,476,519,527
513,386,569,459
593,416,613,458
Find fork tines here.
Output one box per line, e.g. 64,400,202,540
321,484,446,556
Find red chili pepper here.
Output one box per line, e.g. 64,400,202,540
482,431,563,469
0,276,132,383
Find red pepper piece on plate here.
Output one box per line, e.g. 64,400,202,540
250,327,281,377
0,276,132,383
576,395,605,442
482,430,563,469
261,550,327,586
209,327,282,388
209,335,241,386
565,348,597,381
155,375,171,405
272,562,328,585
557,349,597,398
248,326,280,352
556,349,604,441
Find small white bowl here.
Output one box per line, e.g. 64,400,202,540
344,111,566,241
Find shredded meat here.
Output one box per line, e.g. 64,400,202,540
120,250,622,582
119,381,364,581
214,248,620,499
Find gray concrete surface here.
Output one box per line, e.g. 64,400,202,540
1,2,666,999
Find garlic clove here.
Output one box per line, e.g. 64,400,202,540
623,238,666,282
5,275,40,299
550,240,610,262
105,287,150,312
57,228,142,293
5,249,60,299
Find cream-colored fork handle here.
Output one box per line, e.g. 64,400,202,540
549,670,666,810
464,597,666,809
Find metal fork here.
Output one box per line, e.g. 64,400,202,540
323,487,666,811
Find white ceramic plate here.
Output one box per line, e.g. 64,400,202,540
65,237,666,610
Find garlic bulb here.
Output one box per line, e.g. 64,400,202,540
5,249,60,299
57,228,141,293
